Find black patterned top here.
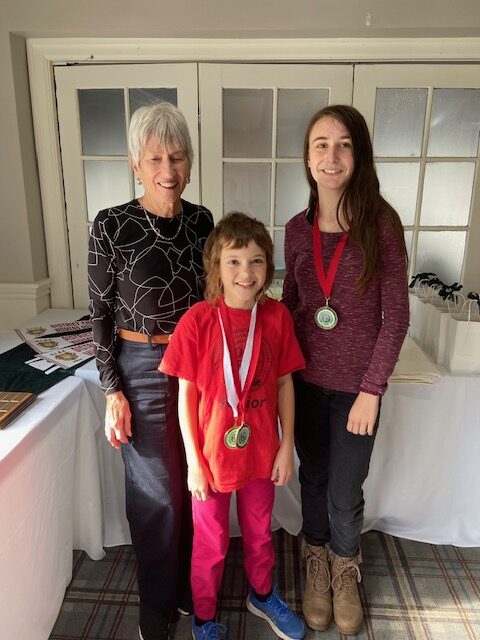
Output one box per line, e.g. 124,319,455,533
88,198,214,394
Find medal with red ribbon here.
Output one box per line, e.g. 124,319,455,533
217,299,262,448
312,205,348,330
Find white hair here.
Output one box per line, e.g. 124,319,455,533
128,102,193,168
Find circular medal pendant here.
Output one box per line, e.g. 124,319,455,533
236,424,250,448
224,427,239,449
314,305,338,330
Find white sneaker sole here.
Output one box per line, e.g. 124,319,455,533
246,595,305,640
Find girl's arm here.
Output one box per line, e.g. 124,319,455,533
359,217,410,396
271,373,295,486
178,378,216,500
348,218,408,436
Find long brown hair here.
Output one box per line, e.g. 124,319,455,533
203,212,274,304
303,104,406,290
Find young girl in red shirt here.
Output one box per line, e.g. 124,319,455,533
160,212,306,640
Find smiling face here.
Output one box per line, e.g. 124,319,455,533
307,116,354,198
219,240,267,310
130,135,190,216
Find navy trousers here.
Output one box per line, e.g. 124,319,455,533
117,338,192,619
294,378,379,557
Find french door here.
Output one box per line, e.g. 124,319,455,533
55,62,480,307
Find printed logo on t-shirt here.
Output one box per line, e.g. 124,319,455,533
214,328,273,392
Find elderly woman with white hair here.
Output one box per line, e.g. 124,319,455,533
88,102,214,640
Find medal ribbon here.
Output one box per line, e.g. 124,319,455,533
217,299,262,422
312,204,348,301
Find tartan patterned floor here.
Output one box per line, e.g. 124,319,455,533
50,530,480,640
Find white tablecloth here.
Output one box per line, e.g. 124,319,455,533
0,328,104,640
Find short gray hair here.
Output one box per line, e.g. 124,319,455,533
128,102,193,168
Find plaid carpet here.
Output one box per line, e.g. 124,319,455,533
50,530,480,639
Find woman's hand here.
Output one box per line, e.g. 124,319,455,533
347,391,379,436
105,391,132,448
271,441,294,486
187,462,216,501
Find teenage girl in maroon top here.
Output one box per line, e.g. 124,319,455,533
282,105,409,636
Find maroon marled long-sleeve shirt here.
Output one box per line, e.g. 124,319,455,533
282,206,409,396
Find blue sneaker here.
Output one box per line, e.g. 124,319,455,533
246,587,305,640
191,619,227,640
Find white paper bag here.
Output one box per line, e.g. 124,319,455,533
446,302,480,373
408,293,431,348
426,294,465,365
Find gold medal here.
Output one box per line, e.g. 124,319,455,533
236,424,250,448
224,426,239,449
224,423,251,449
314,303,338,330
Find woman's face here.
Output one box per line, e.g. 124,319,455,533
131,135,190,213
307,116,354,197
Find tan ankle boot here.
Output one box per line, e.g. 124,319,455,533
330,550,363,635
302,541,332,630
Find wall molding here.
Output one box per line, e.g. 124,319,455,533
0,279,52,329
26,37,480,307
27,37,480,63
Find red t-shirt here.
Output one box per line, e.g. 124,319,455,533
159,297,305,492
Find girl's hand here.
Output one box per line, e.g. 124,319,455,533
271,442,294,486
347,391,379,436
188,462,217,501
105,390,132,448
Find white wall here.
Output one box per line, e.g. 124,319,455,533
0,0,480,326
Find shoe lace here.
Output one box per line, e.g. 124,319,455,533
199,621,227,639
306,551,330,594
331,558,361,598
264,590,295,621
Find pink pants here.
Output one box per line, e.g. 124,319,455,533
191,478,275,620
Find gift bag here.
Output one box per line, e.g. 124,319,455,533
445,301,480,373
408,287,433,348
426,294,465,366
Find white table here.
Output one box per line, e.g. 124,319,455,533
0,328,104,640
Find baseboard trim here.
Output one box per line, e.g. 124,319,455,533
0,279,52,329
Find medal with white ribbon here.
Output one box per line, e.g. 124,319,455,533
217,300,262,449
312,204,348,330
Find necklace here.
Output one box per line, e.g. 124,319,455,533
140,202,183,241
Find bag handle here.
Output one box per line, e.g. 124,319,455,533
460,298,480,322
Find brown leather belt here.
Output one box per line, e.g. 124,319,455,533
118,328,172,344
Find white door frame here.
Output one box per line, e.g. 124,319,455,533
27,37,480,307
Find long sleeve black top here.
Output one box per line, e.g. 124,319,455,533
88,198,214,394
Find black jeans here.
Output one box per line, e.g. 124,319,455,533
294,378,379,557
117,339,192,619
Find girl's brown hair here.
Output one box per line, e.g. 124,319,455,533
203,212,274,304
303,104,407,290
